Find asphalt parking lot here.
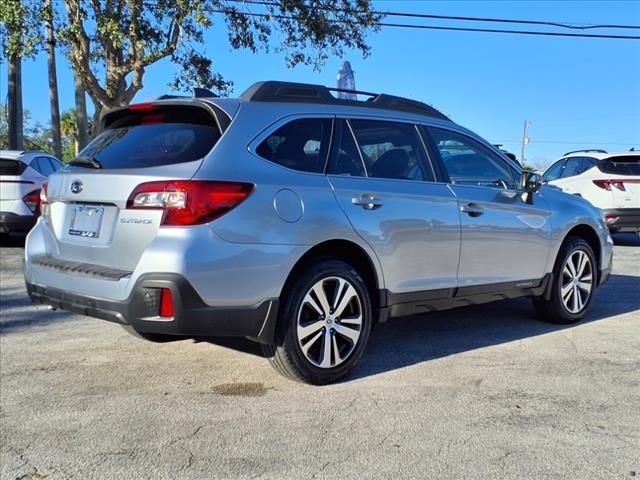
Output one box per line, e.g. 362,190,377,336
1,234,639,480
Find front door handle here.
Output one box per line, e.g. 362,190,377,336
461,202,484,217
352,194,383,210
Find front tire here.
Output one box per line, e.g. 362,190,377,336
533,236,597,324
263,260,373,385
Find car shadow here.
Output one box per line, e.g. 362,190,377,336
0,234,26,248
198,273,639,382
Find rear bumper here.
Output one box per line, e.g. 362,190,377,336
0,211,36,234
604,208,640,232
26,273,279,344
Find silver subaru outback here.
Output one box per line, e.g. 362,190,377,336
25,81,613,384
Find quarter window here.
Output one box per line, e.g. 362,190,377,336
427,127,515,189
349,120,434,181
32,157,56,176
256,118,332,173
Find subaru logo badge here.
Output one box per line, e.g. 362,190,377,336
70,180,83,194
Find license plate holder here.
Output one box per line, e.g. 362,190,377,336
69,205,104,238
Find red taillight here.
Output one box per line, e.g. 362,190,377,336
593,179,627,191
22,189,41,215
605,215,619,224
127,180,254,226
128,103,157,111
159,288,174,318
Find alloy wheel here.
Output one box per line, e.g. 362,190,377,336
561,249,593,314
296,276,363,369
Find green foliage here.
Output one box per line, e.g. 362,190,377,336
51,0,381,110
0,104,76,161
0,0,45,59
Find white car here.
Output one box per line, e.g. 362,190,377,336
0,150,63,235
542,150,640,233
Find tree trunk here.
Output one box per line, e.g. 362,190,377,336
7,54,24,151
45,0,62,159
74,74,89,148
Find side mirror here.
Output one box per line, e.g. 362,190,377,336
521,171,542,193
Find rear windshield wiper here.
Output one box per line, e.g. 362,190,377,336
69,156,103,169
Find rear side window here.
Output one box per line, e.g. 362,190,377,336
76,106,221,169
561,157,586,178
31,157,56,176
256,118,332,173
598,155,640,175
349,120,434,181
0,158,27,175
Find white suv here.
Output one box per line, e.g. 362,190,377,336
0,150,63,235
542,150,640,233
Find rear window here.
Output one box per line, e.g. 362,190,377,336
0,158,27,176
76,106,221,169
598,155,640,175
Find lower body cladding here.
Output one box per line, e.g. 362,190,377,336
26,273,280,344
604,208,640,233
0,212,36,234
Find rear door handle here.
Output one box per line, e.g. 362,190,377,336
460,202,484,217
352,194,383,210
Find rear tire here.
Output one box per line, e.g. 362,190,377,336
262,260,373,385
120,325,178,343
533,236,597,324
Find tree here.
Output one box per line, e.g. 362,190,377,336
1,0,49,149
57,0,381,124
44,0,63,159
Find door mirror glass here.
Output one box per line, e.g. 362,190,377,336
521,171,542,193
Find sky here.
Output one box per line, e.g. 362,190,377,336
1,0,639,167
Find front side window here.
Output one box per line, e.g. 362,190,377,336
349,119,434,181
543,159,566,182
256,118,332,173
427,127,515,189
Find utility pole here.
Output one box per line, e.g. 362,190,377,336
520,120,530,164
45,0,62,158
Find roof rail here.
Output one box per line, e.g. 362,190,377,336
239,81,450,121
563,149,608,156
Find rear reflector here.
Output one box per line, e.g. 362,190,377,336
159,288,174,318
127,180,254,226
22,189,41,214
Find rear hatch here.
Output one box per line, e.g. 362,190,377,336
43,103,225,271
0,157,40,212
595,155,640,208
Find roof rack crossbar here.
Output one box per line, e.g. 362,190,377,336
239,81,450,121
563,149,608,156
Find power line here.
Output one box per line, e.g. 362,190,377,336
213,9,640,40
227,0,640,31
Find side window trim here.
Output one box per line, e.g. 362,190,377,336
344,119,369,177
417,125,451,183
425,126,518,190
